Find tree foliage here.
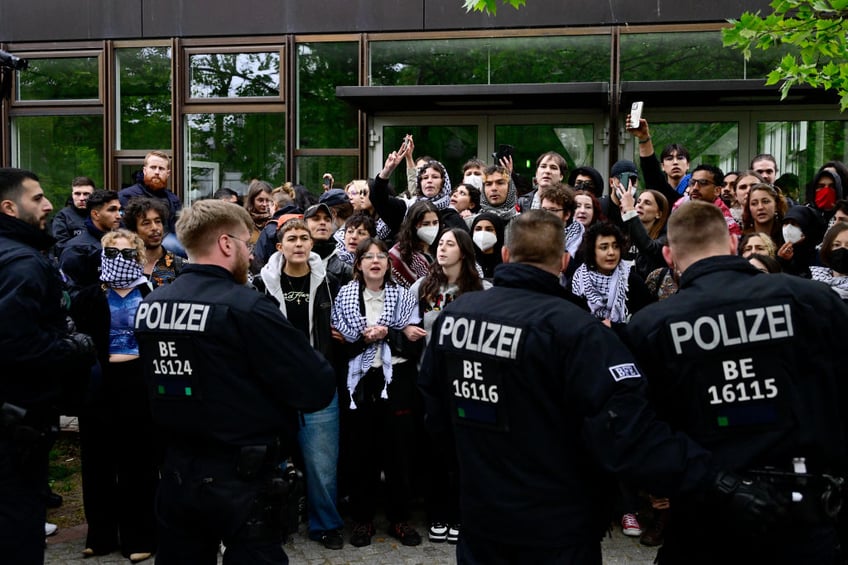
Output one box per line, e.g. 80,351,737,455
722,0,848,110
463,0,525,14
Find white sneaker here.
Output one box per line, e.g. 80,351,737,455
447,524,460,544
45,522,58,537
428,522,448,543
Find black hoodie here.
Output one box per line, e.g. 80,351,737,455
805,169,844,225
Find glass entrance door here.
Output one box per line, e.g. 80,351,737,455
370,113,608,192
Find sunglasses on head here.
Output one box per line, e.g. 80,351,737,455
103,247,139,260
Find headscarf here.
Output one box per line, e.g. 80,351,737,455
414,160,452,210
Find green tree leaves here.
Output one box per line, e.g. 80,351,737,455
723,0,848,110
463,0,526,14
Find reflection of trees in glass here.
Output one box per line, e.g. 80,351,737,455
496,124,594,182
620,33,742,81
117,47,172,150
15,115,104,209
297,156,358,194
186,113,286,193
189,52,280,98
759,121,847,188
383,126,478,191
297,42,358,149
17,57,99,101
370,36,609,86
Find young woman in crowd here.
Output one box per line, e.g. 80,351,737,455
470,212,505,280
738,232,778,258
71,229,157,563
344,179,393,242
388,200,441,288
741,182,788,246
332,238,427,548
571,222,654,334
335,213,376,267
810,221,848,300
449,182,481,227
408,228,489,546
573,189,605,229
617,188,670,280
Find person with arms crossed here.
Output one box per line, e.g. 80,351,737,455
133,200,335,565
627,200,848,564
419,209,787,565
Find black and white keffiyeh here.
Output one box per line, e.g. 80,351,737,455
571,260,632,322
332,280,417,408
564,220,584,257
811,266,848,299
480,178,518,221
100,254,146,289
414,160,452,210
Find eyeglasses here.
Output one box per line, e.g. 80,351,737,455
225,233,250,248
574,180,594,190
103,247,138,260
362,252,388,261
687,178,715,188
542,207,563,213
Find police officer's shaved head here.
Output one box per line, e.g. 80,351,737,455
504,210,564,270
665,201,735,273
176,199,253,257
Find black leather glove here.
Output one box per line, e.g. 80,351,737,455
63,331,95,361
713,470,789,533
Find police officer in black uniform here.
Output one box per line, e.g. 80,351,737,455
0,168,95,564
134,199,335,564
627,201,848,564
419,210,785,564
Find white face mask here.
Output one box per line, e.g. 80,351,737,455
473,230,497,251
463,175,483,191
782,224,803,244
416,225,439,245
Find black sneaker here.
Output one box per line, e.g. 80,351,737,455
319,529,344,550
388,522,422,546
349,522,375,547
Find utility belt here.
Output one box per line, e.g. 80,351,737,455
748,465,844,524
166,438,286,483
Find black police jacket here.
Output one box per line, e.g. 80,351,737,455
627,255,848,476
419,262,713,547
133,264,336,451
0,214,90,414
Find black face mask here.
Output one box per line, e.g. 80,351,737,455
830,248,848,274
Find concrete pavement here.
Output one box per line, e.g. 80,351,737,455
45,515,658,564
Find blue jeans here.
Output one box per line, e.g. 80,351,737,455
297,392,343,534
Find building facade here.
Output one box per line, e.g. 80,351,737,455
0,0,840,205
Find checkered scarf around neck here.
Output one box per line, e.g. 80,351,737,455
414,160,452,210
565,220,584,257
571,260,632,323
333,227,354,266
811,266,848,299
480,177,518,221
100,253,147,289
332,280,417,409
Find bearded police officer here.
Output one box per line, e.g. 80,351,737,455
419,210,786,564
134,199,335,564
0,168,95,564
627,200,848,564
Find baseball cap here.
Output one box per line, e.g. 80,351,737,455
610,159,638,179
319,188,349,207
303,202,332,220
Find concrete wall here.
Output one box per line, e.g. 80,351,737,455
1,0,774,42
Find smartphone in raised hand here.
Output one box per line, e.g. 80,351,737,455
629,101,644,130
